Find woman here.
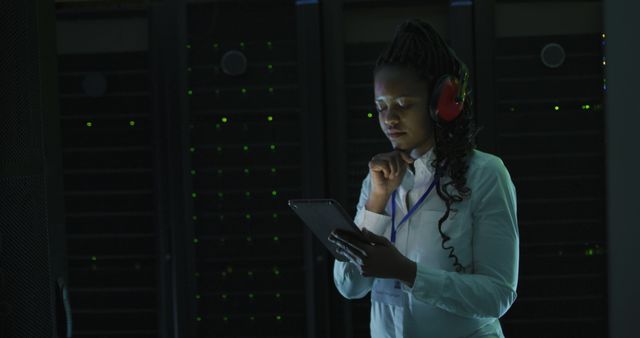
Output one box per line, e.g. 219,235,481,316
328,19,519,338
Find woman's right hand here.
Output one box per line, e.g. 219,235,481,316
368,149,414,198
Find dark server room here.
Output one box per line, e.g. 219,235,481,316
1,0,638,337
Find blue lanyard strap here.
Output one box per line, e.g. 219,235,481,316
391,175,439,244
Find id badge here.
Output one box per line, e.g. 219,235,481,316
371,278,404,307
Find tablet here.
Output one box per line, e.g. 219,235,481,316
288,198,366,262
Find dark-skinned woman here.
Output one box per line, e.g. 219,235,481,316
328,19,519,338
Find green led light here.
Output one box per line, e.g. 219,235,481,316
129,120,136,126
268,87,274,93
275,292,281,298
267,41,272,48
267,116,273,122
554,105,560,111
195,294,201,300
273,236,279,241
188,89,193,96
192,192,197,198
196,316,202,322
250,316,255,321
215,123,221,129
248,271,254,276
586,248,594,256
221,293,228,299
86,122,93,127
276,315,282,321
267,64,273,70
244,168,250,174
367,113,374,118
190,147,195,153
187,67,192,72
221,117,228,123
245,213,252,220
272,190,277,196
240,41,245,48
216,146,223,152
193,238,199,244
186,44,191,49
217,192,224,198
223,316,229,322
213,43,219,49
191,169,196,175
271,167,277,173
245,191,251,197
509,107,516,112
249,293,254,299
272,213,278,219
602,33,606,39
241,88,247,94
273,267,280,276
243,145,249,151
270,144,276,151
192,215,198,221
91,256,97,261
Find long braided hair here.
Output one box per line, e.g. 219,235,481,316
374,19,482,273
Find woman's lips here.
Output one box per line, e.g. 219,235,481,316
387,132,406,139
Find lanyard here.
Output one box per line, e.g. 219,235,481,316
390,175,439,244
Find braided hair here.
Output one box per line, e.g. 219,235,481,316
374,18,482,273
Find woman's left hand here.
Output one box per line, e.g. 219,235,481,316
328,228,415,281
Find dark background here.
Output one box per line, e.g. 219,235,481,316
2,0,638,337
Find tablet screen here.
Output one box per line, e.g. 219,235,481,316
288,199,366,261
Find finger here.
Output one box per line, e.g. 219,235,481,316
387,158,396,178
332,229,362,240
398,150,415,164
331,235,368,259
331,230,368,248
371,163,390,179
333,235,368,259
379,161,391,179
337,247,363,266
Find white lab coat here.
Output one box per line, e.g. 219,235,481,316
333,147,519,338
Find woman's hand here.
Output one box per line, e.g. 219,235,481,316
365,149,414,213
328,228,417,286
368,149,414,197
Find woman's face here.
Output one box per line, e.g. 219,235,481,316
374,66,434,156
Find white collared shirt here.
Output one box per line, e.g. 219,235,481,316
333,148,519,338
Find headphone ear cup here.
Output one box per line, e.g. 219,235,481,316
430,75,464,123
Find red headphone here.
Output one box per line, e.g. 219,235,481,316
428,48,470,123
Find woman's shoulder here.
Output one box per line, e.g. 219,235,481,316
466,148,511,181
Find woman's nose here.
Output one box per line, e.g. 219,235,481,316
383,109,400,126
